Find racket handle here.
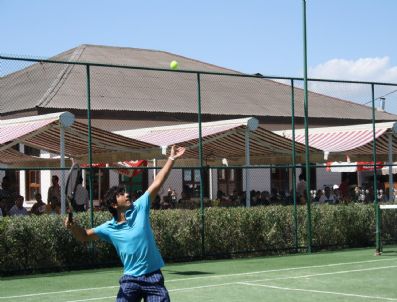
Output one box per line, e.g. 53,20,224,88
68,212,73,223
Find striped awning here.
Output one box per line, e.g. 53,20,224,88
0,148,60,165
274,122,397,155
115,118,321,165
0,112,162,166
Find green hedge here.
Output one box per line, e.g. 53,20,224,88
1,204,396,275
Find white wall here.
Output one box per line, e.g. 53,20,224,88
243,168,271,192
148,169,183,199
19,144,26,200
209,168,218,200
40,150,52,203
109,170,119,187
316,167,341,189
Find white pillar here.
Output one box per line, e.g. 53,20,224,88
388,132,394,201
40,150,51,204
209,168,213,200
60,126,66,214
245,127,251,207
19,144,26,199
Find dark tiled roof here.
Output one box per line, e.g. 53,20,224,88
1,44,396,122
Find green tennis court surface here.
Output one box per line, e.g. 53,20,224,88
1,247,396,302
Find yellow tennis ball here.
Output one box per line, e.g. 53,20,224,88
170,60,179,70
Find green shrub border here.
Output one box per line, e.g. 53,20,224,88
1,204,396,275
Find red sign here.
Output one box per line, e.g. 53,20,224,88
356,161,383,171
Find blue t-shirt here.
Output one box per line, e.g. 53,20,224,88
93,191,164,276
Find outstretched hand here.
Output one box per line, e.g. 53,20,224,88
170,145,186,160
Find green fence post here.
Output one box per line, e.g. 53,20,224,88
371,83,381,255
290,79,298,252
86,65,94,229
197,72,205,258
302,0,312,253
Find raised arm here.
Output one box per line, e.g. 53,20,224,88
148,145,185,202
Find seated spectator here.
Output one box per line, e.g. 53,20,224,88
0,207,2,217
319,186,337,204
250,190,257,205
261,191,271,205
45,196,61,215
270,188,281,204
9,195,28,216
230,190,239,202
160,195,171,209
315,189,323,202
333,185,341,203
216,190,225,201
255,191,263,205
30,193,46,215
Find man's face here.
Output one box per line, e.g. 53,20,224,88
115,191,131,210
52,177,59,186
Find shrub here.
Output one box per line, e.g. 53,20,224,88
1,203,393,275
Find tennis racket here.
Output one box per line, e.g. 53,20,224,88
65,163,81,223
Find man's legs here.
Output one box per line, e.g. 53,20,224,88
117,275,143,302
141,270,170,302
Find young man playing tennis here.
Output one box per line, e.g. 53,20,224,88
65,145,185,302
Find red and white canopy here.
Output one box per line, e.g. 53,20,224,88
274,122,397,155
325,161,384,172
82,160,147,178
114,117,320,164
0,112,161,166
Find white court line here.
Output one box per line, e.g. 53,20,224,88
239,282,397,301
165,257,397,283
1,258,395,300
62,264,397,302
245,265,397,283
168,265,397,293
0,286,118,300
65,297,115,302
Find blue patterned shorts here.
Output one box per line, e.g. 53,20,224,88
116,270,170,302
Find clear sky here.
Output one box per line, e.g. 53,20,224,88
2,0,397,112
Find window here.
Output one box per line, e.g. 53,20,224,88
24,146,41,200
271,167,289,195
85,168,110,202
183,168,209,198
25,170,40,201
217,168,242,196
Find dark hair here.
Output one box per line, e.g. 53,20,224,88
104,185,126,219
52,175,59,181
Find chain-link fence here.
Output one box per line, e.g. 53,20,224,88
1,54,397,272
